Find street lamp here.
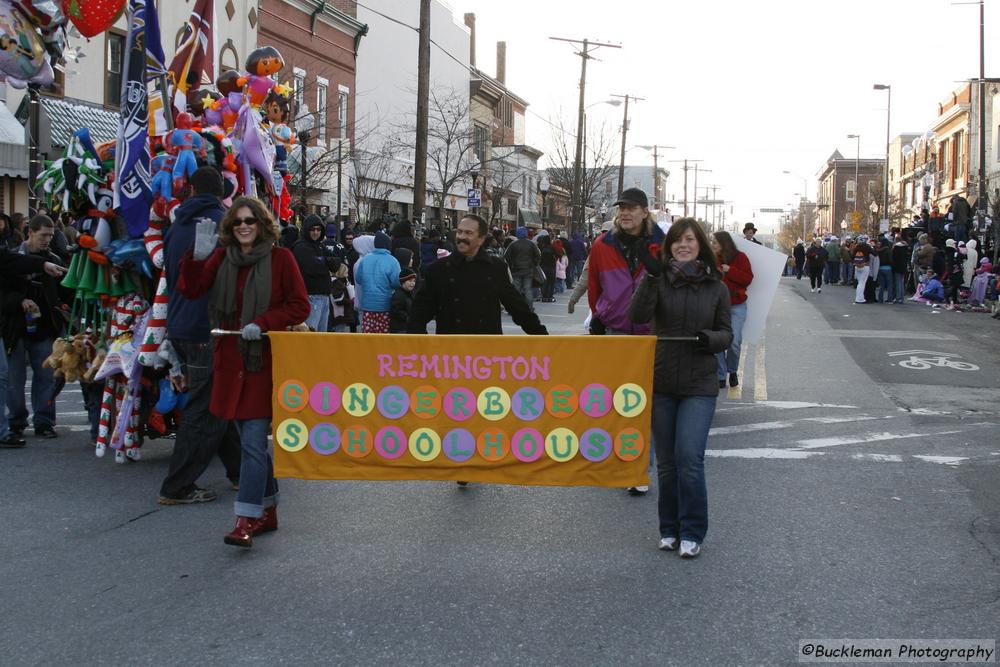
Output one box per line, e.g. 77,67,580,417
539,175,550,223
637,144,675,210
782,170,809,238
847,134,860,213
297,108,315,223
873,84,891,229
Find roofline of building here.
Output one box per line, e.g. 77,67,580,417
471,66,529,108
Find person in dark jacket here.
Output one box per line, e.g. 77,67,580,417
890,234,909,303
158,167,242,505
420,228,442,269
393,247,414,272
389,268,416,333
538,233,557,302
292,214,341,332
0,247,65,448
793,240,806,279
504,226,542,311
568,232,587,287
875,237,893,303
628,217,732,559
408,215,547,335
805,238,828,293
3,215,69,440
390,219,421,275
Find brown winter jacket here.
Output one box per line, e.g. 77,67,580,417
628,266,733,397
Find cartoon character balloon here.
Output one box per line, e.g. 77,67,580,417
0,1,54,88
237,46,284,107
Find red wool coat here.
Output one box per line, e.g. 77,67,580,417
720,251,753,305
178,246,309,420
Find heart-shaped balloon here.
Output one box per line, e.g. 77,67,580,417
64,0,125,38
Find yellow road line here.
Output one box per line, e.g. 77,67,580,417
754,337,768,401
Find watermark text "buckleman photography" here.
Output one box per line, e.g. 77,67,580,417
798,639,995,663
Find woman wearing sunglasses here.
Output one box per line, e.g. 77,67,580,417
180,196,309,548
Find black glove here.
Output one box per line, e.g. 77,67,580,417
638,242,664,277
695,331,710,349
589,316,607,335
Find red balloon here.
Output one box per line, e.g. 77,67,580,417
64,0,126,38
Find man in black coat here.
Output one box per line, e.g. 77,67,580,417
0,244,65,448
407,214,547,335
293,214,342,331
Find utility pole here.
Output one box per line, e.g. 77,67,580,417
979,0,986,212
637,145,675,209
413,0,431,227
551,36,621,236
611,93,644,196
693,164,711,221
665,159,702,217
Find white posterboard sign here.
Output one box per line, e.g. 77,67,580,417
732,237,786,346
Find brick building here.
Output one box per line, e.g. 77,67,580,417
815,150,885,235
258,0,367,221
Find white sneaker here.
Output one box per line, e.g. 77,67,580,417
658,537,678,551
626,485,649,495
679,540,701,558
810,288,815,292
818,288,821,293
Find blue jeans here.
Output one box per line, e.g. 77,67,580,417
7,337,57,431
892,271,906,303
305,294,330,332
877,267,892,302
842,262,854,285
717,301,746,379
233,418,278,518
651,393,716,543
826,261,841,284
511,271,534,312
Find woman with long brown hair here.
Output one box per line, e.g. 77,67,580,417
710,231,753,388
628,218,732,558
179,196,309,548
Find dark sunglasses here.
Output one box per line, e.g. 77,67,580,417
233,217,258,227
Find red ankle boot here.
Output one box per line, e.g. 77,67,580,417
251,506,278,536
223,517,254,548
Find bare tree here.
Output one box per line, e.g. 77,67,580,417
484,146,529,226
351,141,399,228
545,114,618,224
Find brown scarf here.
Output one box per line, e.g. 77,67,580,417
209,242,273,372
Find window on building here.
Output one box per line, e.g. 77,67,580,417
338,88,349,140
474,124,487,163
105,31,125,107
846,179,856,202
219,42,239,74
522,175,528,205
507,197,517,216
317,81,328,143
940,143,950,189
604,180,612,196
954,130,965,180
293,70,305,117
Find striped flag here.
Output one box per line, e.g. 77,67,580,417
168,0,215,113
114,0,153,238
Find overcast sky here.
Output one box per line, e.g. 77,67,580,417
449,0,994,233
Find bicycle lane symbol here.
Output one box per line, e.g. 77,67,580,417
887,350,980,371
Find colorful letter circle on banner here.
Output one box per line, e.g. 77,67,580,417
276,418,308,451
613,383,647,417
477,386,510,421
374,426,407,459
442,428,476,462
278,380,307,412
310,382,341,415
343,383,375,417
309,423,340,455
409,427,441,461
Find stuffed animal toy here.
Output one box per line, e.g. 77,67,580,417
165,112,204,193
150,151,175,202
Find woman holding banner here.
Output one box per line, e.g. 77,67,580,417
628,218,732,559
710,231,753,389
180,196,310,548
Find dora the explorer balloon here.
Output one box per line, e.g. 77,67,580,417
237,46,284,108
262,89,295,174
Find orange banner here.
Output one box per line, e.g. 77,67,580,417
270,333,655,487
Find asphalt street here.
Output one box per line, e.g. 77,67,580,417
1,277,998,666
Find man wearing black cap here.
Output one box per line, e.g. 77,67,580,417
293,214,342,331
743,223,762,245
587,187,665,336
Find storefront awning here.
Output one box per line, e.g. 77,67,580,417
519,208,542,228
